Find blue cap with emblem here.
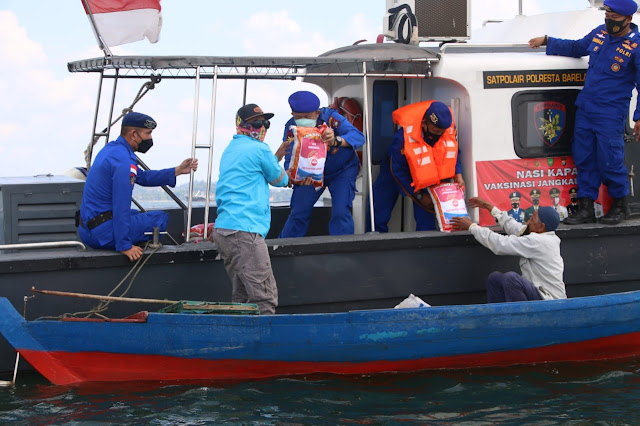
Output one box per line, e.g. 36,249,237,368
604,0,638,15
122,112,157,129
288,91,321,113
423,102,452,129
537,206,561,231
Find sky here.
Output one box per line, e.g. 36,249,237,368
0,0,591,183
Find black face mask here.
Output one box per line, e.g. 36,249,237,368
422,124,441,144
605,17,628,34
137,138,154,153
511,202,519,209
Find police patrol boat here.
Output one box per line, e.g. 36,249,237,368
0,0,639,376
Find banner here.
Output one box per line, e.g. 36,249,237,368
475,158,612,226
82,0,162,47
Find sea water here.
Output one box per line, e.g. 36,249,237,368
0,360,639,424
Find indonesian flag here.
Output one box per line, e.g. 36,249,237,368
82,0,162,48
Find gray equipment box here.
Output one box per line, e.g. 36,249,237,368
0,175,84,245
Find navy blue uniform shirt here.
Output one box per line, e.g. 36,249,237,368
80,136,176,251
547,23,640,120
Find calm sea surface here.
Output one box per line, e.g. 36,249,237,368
0,360,639,425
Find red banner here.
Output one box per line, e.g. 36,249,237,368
475,157,611,226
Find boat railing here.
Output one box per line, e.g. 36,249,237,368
0,241,87,251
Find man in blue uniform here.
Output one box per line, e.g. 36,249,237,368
212,104,290,315
506,191,526,223
529,0,640,225
372,102,464,232
79,112,198,262
524,188,542,221
279,91,365,238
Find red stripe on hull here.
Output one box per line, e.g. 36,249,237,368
19,332,640,385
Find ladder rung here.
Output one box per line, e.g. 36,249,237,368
195,144,212,149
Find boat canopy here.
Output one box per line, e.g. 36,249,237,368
67,43,440,79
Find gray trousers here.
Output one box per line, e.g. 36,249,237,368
212,228,278,315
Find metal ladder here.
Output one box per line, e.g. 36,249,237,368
185,66,220,242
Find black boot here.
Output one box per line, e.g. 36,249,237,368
599,197,630,225
563,197,596,225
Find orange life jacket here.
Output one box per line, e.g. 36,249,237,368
392,101,458,192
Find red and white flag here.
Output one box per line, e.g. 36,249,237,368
82,0,162,48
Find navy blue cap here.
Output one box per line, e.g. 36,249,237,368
604,0,637,15
537,207,561,231
288,91,320,113
424,102,452,129
122,112,157,129
509,191,521,199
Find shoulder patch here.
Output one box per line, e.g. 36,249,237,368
328,116,341,129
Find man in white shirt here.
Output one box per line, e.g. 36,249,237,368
451,197,566,303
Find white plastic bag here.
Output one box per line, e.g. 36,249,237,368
394,294,431,309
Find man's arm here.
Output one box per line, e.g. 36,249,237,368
633,49,640,140
111,160,134,253
328,109,365,150
534,27,599,58
451,216,542,258
388,128,416,196
467,197,524,236
282,118,296,171
261,147,289,188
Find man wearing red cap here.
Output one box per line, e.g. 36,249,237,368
372,101,464,232
529,0,640,225
279,91,365,238
79,112,198,262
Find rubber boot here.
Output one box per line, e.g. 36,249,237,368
563,197,596,225
599,197,630,225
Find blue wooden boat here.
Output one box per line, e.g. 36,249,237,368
0,291,639,385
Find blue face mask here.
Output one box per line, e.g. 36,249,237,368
295,118,317,128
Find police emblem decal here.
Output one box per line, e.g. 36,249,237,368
611,63,621,72
533,101,566,146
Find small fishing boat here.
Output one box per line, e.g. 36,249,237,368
1,290,639,385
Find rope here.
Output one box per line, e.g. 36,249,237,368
36,241,162,320
84,75,162,170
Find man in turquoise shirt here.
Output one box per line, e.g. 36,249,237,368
212,104,290,315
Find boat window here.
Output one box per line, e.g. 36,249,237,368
371,81,399,165
511,89,580,158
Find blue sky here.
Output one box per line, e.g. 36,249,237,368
0,0,590,180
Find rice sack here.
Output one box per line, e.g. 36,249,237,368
427,182,468,232
287,124,328,188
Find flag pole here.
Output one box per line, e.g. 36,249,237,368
81,0,113,57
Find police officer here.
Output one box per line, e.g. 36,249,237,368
279,91,365,237
567,187,579,216
529,0,640,225
550,187,569,221
372,101,464,232
79,112,198,262
506,191,525,223
524,188,542,221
